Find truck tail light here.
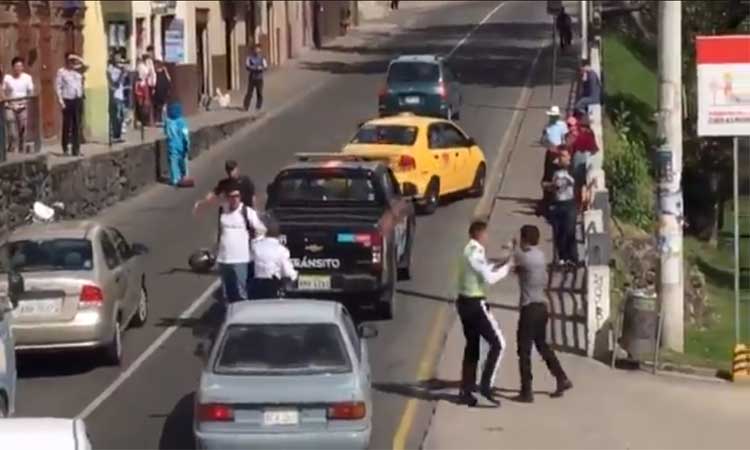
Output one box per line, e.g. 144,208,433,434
79,284,104,308
378,84,388,98
438,81,447,99
197,403,235,422
327,402,366,420
397,155,416,171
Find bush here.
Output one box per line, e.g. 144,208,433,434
604,109,654,229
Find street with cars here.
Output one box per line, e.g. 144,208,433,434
0,1,554,448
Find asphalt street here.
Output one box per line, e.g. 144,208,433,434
14,2,553,448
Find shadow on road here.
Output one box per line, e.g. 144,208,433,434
375,378,554,405
16,351,99,379
158,392,196,450
546,264,588,356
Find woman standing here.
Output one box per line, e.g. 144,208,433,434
152,60,171,126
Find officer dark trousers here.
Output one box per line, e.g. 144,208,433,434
249,277,283,300
517,303,567,394
457,296,504,394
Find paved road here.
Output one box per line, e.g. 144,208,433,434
14,1,551,448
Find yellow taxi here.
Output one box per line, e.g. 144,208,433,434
342,113,486,214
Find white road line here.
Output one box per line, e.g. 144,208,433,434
446,1,507,59
76,278,221,420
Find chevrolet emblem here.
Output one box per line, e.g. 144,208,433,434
305,244,324,253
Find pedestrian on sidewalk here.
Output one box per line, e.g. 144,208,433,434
107,52,127,143
243,45,268,113
164,102,192,187
574,60,601,114
215,179,267,303
543,149,579,266
249,215,298,299
152,60,171,126
456,220,513,407
538,106,568,218
135,52,156,127
556,7,573,50
512,225,573,403
391,0,400,10
570,116,600,211
55,52,88,157
2,56,34,153
193,159,256,215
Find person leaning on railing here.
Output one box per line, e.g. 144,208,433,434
2,56,34,154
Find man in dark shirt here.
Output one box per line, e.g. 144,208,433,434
574,60,601,113
194,160,255,215
556,7,573,49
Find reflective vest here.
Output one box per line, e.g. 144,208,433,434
457,240,486,298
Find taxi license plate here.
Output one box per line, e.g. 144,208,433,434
404,96,420,105
297,275,331,290
15,299,62,317
263,409,299,426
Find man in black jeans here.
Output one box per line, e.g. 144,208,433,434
55,52,88,156
512,225,573,403
243,45,267,112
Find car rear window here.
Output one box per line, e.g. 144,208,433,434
387,62,440,83
351,125,418,146
214,323,352,375
0,239,93,273
272,170,382,205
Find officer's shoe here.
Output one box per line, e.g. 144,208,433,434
550,378,573,398
513,390,534,403
479,386,500,406
458,391,478,407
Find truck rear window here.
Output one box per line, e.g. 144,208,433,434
273,171,382,205
351,125,418,146
387,62,440,83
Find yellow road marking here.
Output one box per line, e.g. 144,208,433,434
392,304,450,450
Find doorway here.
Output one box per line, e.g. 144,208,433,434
195,9,210,100
224,18,234,90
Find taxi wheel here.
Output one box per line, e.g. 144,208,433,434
468,163,486,198
418,179,440,215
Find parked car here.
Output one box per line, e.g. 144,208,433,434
194,299,376,450
343,114,486,214
0,418,92,449
265,154,416,320
0,292,16,417
0,220,150,366
378,54,462,120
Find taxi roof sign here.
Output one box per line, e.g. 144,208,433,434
295,153,390,163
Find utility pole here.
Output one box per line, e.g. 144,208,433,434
580,0,588,60
657,0,684,352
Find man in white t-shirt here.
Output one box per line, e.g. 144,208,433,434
215,180,267,302
2,57,34,153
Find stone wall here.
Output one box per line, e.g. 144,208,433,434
0,115,252,238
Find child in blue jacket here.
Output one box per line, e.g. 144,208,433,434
164,102,191,186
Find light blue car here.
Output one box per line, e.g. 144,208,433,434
194,299,376,450
0,293,17,418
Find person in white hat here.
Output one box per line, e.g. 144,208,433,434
538,106,569,218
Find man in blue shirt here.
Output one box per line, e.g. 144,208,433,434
574,60,601,113
542,105,568,147
243,45,268,112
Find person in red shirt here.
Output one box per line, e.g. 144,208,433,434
569,117,599,211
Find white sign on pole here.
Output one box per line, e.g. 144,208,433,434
696,35,750,137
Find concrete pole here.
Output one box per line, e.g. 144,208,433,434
580,0,588,60
657,0,684,352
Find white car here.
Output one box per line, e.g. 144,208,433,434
0,418,92,449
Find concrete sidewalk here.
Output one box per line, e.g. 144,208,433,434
421,24,750,450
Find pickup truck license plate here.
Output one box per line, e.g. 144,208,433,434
263,409,299,426
297,275,331,290
404,96,420,105
15,299,62,317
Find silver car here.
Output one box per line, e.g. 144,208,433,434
0,220,149,365
0,299,16,417
194,299,376,450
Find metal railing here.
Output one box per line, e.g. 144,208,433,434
0,95,43,163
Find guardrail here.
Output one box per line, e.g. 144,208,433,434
0,95,43,163
582,1,612,359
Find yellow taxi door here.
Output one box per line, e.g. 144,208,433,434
426,123,457,193
440,122,475,190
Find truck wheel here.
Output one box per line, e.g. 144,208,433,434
377,283,396,320
417,179,439,215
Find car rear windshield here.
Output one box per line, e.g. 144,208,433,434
214,323,352,375
387,62,440,83
351,125,418,146
272,170,383,205
0,239,93,273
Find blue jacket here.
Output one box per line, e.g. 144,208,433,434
164,103,190,156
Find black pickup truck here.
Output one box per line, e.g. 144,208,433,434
265,154,417,320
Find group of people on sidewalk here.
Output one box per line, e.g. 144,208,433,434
192,160,298,302
456,221,573,407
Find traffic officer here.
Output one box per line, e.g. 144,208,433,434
249,215,298,299
456,220,513,407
